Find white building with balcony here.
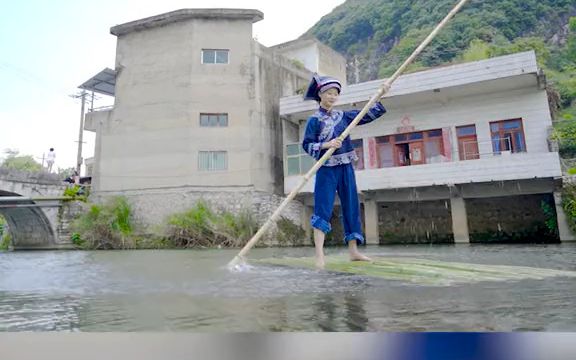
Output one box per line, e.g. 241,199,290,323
281,51,574,244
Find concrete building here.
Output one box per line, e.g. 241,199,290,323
270,36,347,86
81,9,349,230
281,51,575,243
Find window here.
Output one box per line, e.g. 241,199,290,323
200,113,228,127
424,136,443,164
376,136,394,168
198,151,227,171
376,129,444,167
351,139,364,170
490,119,526,154
285,144,315,176
408,132,423,140
202,49,229,64
457,125,479,160
286,144,301,176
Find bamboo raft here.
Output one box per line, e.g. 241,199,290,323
256,256,576,286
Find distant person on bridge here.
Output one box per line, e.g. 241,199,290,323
46,148,56,172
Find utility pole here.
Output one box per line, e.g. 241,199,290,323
75,91,87,175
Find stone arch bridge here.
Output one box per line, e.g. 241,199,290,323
0,168,77,250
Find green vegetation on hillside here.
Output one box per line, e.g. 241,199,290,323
309,0,576,117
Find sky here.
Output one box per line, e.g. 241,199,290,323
0,0,345,173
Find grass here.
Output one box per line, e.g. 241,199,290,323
163,201,259,248
71,196,134,249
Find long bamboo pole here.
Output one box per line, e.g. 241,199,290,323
228,0,471,269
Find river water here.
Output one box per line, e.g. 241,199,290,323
0,244,575,331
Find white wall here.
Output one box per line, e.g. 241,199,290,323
285,85,560,194
278,44,319,74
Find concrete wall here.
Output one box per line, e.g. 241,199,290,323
316,42,347,84
91,188,304,243
467,194,558,242
374,193,558,244
274,42,319,76
97,16,257,192
253,43,311,194
272,38,347,84
378,200,453,244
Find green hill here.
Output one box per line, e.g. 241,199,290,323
307,0,576,120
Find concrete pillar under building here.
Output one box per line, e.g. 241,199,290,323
301,205,313,242
450,195,470,243
553,191,575,242
363,199,379,245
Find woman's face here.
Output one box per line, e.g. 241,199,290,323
319,88,339,108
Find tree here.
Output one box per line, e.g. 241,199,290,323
0,150,43,172
57,167,76,178
567,17,576,63
490,37,550,66
460,39,491,62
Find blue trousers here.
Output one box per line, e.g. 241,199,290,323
311,163,365,244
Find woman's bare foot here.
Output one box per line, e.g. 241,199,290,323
315,255,326,269
348,239,372,262
349,252,372,262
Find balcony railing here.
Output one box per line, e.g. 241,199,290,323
462,137,525,160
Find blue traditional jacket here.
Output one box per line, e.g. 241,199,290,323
302,102,387,166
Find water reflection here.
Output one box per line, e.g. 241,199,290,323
0,245,575,331
0,292,83,331
311,292,369,332
344,293,369,331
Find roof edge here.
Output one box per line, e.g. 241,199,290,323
110,8,264,36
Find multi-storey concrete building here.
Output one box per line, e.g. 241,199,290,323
81,9,331,228
281,51,574,243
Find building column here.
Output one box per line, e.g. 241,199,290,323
450,195,470,243
301,205,313,243
554,191,575,242
364,199,379,245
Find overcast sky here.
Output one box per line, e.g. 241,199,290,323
0,0,345,172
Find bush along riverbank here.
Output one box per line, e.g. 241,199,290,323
70,197,308,250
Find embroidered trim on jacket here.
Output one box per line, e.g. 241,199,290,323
324,150,358,167
317,110,344,143
307,142,322,159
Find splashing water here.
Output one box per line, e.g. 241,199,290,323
226,256,255,273
227,262,255,273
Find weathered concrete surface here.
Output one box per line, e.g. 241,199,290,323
86,9,311,238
